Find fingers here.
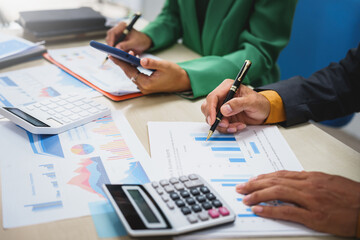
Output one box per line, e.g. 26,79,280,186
109,56,139,78
106,22,127,46
255,170,309,181
236,177,306,195
220,98,248,117
251,205,311,226
201,79,235,125
241,185,309,207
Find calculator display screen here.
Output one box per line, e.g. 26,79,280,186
127,189,160,223
4,107,49,127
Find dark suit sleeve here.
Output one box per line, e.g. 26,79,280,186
256,44,360,127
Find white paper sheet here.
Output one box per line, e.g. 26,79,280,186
148,122,324,238
0,110,155,228
48,46,156,95
0,64,100,109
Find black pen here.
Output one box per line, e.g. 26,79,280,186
206,60,252,141
102,12,142,65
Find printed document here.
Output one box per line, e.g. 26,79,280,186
0,64,100,109
0,111,155,228
148,122,323,238
48,46,156,95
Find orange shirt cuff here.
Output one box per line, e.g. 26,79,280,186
259,90,286,124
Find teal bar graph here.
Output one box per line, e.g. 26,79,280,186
211,147,241,151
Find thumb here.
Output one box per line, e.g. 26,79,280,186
220,97,249,117
117,41,132,51
140,58,168,70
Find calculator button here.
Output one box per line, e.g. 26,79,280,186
88,108,99,114
186,215,198,223
198,212,209,221
179,190,190,198
206,193,216,200
156,188,164,195
33,103,41,108
26,105,35,111
202,202,212,210
169,177,179,184
181,207,192,215
192,204,202,213
54,106,65,113
71,107,82,113
61,110,72,116
159,179,169,186
70,115,80,121
64,103,73,109
47,103,57,109
40,106,49,111
80,104,91,110
185,198,196,205
54,114,63,119
164,185,174,193
212,200,222,208
151,181,159,188
218,207,230,216
188,174,199,180
196,195,206,203
179,176,189,182
190,188,200,196
169,192,180,200
208,209,220,218
90,102,101,107
166,201,175,210
174,183,184,191
200,186,210,194
47,110,55,115
79,111,90,117
175,200,185,208
191,180,204,188
161,195,170,202
184,181,194,189
62,117,70,123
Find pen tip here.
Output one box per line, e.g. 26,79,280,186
102,58,108,66
206,131,213,141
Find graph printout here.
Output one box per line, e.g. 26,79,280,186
0,64,100,110
0,111,153,228
148,122,322,238
48,46,156,95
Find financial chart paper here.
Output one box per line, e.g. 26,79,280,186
148,122,323,238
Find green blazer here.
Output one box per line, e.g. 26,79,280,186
142,0,297,98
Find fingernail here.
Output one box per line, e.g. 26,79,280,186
227,127,236,133
141,58,148,66
243,194,251,204
249,176,257,181
236,183,245,190
207,116,211,124
251,206,263,213
218,122,226,127
237,124,246,130
222,104,232,115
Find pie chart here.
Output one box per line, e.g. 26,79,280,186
71,144,95,155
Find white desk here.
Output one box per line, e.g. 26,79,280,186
0,35,359,240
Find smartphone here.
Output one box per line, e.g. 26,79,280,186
90,40,142,67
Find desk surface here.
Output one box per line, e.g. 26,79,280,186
0,34,359,240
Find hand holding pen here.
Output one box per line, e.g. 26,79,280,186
103,12,142,64
205,60,252,140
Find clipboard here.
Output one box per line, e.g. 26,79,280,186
43,52,143,101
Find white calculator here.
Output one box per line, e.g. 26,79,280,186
0,94,110,134
103,174,236,237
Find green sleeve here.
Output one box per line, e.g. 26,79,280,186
141,0,182,52
179,0,297,99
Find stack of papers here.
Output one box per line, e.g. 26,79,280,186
0,33,46,68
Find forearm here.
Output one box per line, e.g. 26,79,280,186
141,0,182,52
257,45,360,127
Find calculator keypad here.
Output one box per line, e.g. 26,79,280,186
151,174,230,224
25,94,108,125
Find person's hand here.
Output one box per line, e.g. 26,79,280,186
236,170,360,237
109,55,191,94
201,79,270,133
106,22,152,55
